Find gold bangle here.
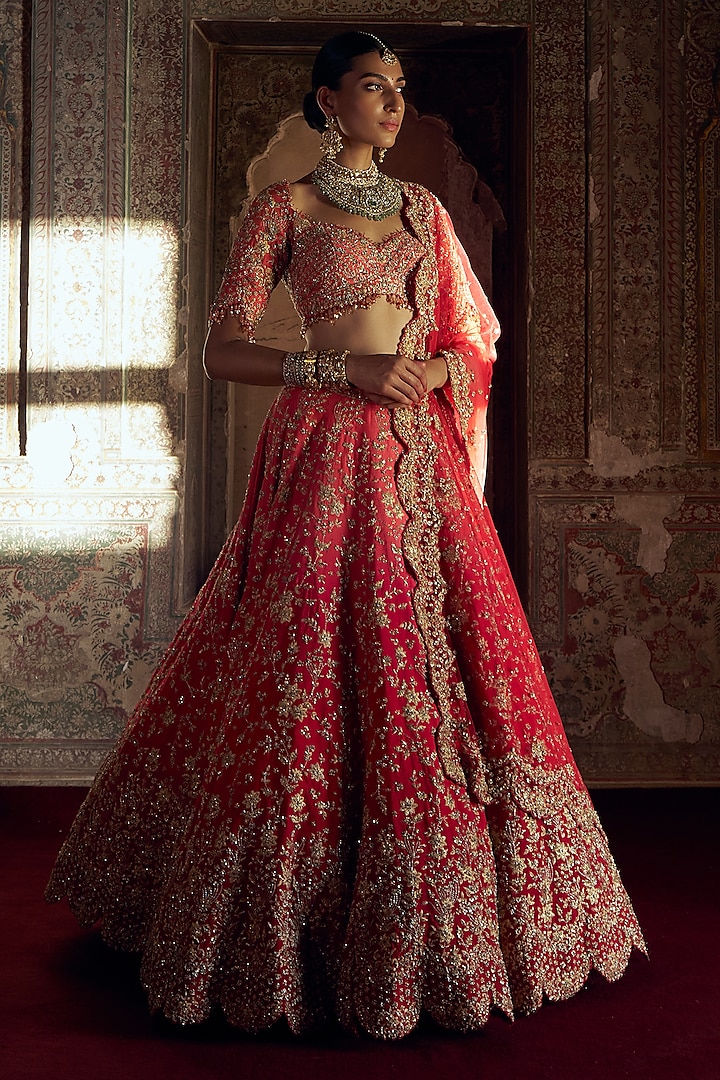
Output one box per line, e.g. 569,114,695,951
315,349,351,391
282,350,320,388
282,349,351,391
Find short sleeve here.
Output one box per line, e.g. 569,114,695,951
208,182,292,340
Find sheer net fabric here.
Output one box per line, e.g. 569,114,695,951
46,181,645,1039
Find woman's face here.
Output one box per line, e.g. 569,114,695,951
318,51,406,151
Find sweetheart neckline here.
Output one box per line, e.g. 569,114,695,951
291,209,408,248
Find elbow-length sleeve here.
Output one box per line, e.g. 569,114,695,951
427,200,500,497
208,182,292,340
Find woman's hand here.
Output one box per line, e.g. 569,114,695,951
423,355,449,393
346,353,449,408
346,353,428,408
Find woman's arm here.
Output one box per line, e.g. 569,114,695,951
204,316,438,407
203,320,287,385
423,355,449,392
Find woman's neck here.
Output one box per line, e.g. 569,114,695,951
334,145,374,171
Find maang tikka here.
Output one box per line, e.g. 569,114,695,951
320,115,344,159
366,33,398,66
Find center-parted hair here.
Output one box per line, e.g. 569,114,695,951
302,31,397,133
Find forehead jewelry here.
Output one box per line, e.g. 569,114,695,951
366,33,398,66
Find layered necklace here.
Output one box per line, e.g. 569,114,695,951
312,155,402,222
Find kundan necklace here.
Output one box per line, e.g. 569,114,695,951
312,155,402,221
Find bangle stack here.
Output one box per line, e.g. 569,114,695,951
282,350,320,389
282,349,351,391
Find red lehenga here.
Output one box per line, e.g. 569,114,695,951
46,180,645,1039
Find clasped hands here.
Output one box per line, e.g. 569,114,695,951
345,353,448,409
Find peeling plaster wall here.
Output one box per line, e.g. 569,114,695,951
1,0,719,784
532,0,720,784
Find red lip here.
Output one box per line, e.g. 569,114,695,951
380,121,399,130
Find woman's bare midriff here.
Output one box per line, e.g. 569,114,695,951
305,298,413,357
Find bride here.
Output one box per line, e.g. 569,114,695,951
47,30,645,1040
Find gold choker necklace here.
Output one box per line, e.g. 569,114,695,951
312,156,402,221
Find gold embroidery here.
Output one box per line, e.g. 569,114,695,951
393,185,489,802
440,347,475,439
46,182,645,1040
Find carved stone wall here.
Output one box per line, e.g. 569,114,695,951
1,0,718,784
0,0,183,781
532,0,720,783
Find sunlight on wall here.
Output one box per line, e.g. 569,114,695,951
27,217,179,373
24,405,177,491
19,217,181,500
122,220,180,370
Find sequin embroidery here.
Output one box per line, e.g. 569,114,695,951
47,178,647,1042
209,181,425,336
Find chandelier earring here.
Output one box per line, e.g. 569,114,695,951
376,146,387,164
320,115,344,159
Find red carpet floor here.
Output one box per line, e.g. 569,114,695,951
1,785,717,1080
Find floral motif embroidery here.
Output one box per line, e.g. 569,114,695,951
48,180,645,1040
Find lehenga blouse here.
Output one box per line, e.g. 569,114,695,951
210,179,499,498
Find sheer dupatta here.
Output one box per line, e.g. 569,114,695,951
403,186,500,501
389,186,502,801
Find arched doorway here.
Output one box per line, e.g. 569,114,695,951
187,20,529,598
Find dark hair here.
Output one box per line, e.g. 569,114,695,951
302,31,396,132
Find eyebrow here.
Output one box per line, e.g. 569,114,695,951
358,71,406,82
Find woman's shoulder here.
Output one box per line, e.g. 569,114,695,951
400,180,442,207
400,181,448,235
245,179,293,212
236,181,295,239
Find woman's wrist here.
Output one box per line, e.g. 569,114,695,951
425,355,449,391
283,349,351,390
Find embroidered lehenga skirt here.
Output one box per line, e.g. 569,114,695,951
46,385,645,1039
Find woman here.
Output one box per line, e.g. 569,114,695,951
47,31,645,1040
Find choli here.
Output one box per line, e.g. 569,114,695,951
209,181,426,338
287,214,424,333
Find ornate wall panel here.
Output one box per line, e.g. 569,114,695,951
0,0,183,782
699,108,719,451
690,1,720,455
0,44,17,460
587,0,684,454
531,0,587,460
532,494,720,783
0,508,173,780
2,0,719,784
531,0,720,784
686,0,720,457
0,4,26,461
195,0,531,19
